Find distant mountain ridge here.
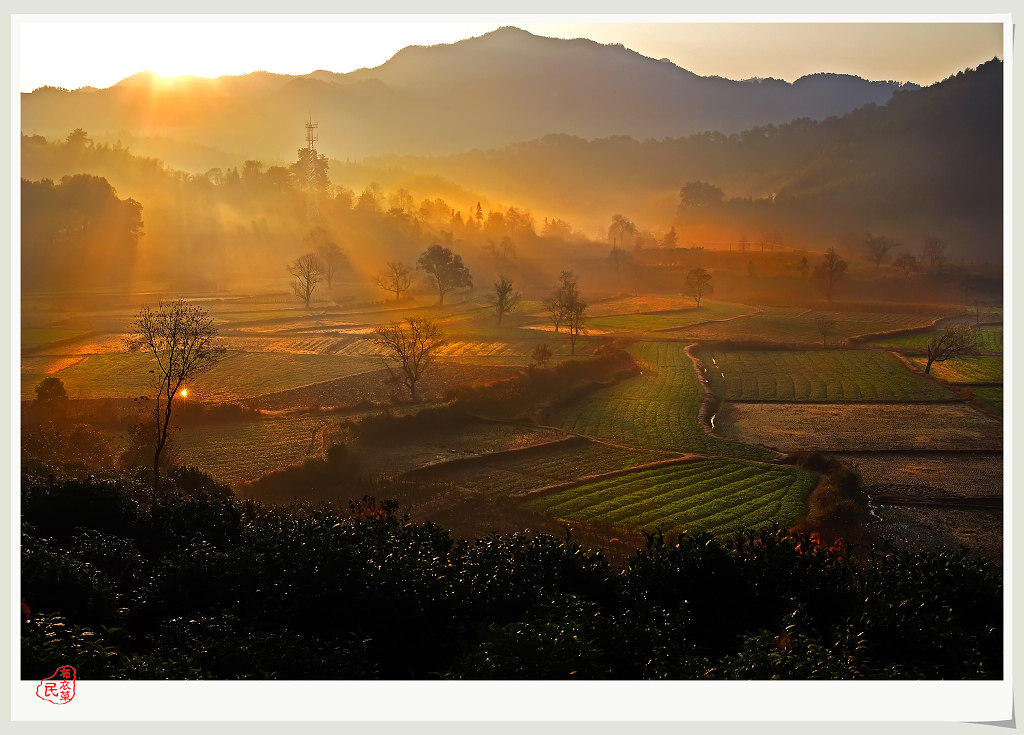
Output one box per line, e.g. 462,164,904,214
22,26,918,160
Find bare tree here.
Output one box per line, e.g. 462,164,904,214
489,275,521,324
922,235,946,276
814,247,848,302
371,317,444,401
288,252,324,309
862,234,900,267
685,267,714,308
124,299,224,494
306,230,345,289
924,325,979,374
531,343,552,367
375,260,413,302
545,270,579,334
893,253,919,279
608,214,638,250
565,292,588,356
815,317,837,348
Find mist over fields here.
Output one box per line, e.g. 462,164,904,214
19,24,1005,684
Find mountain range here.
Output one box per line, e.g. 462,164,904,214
21,26,918,161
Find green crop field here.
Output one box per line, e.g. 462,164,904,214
413,441,671,496
909,356,1003,384
524,460,817,537
587,301,756,333
870,325,1002,352
21,326,93,349
552,342,772,460
970,386,1003,414
679,307,941,345
175,414,334,485
21,351,379,401
698,349,956,402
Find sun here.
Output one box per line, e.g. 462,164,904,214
179,388,188,398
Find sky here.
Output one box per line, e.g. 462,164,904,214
16,17,1004,93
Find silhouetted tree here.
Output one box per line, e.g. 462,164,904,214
124,299,223,494
489,276,521,325
815,317,837,348
608,214,638,249
544,271,579,334
662,226,678,249
371,318,444,401
862,234,900,267
924,325,979,374
685,267,714,308
814,247,848,302
678,181,724,210
797,256,810,278
923,236,947,276
893,252,919,279
289,149,331,195
416,245,472,305
375,260,413,302
531,343,552,367
304,228,344,288
565,290,588,356
34,377,69,423
65,128,91,147
288,253,325,309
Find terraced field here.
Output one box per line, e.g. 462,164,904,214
408,438,670,496
21,326,93,349
586,301,755,333
970,386,1003,413
716,402,1003,453
552,342,772,460
908,356,1003,384
524,460,817,537
21,351,380,401
679,307,942,345
870,325,1003,352
175,414,334,484
699,349,956,402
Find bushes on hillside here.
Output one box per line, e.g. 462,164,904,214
20,471,1001,680
347,346,637,445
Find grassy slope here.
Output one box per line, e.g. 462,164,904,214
525,460,817,537
700,349,956,402
551,342,772,460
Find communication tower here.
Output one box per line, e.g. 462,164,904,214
304,117,320,224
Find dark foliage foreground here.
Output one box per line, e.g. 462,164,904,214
21,470,1001,680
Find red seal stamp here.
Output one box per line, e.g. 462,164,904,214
36,666,76,704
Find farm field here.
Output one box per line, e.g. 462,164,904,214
698,349,956,402
175,413,336,485
908,356,1003,384
354,421,571,477
716,402,1003,453
552,341,773,460
255,363,524,410
586,300,756,332
21,350,381,401
583,294,736,317
407,437,671,496
828,451,1002,500
523,459,817,538
970,386,1003,413
21,326,93,349
679,307,943,345
829,451,1003,563
869,324,1003,352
